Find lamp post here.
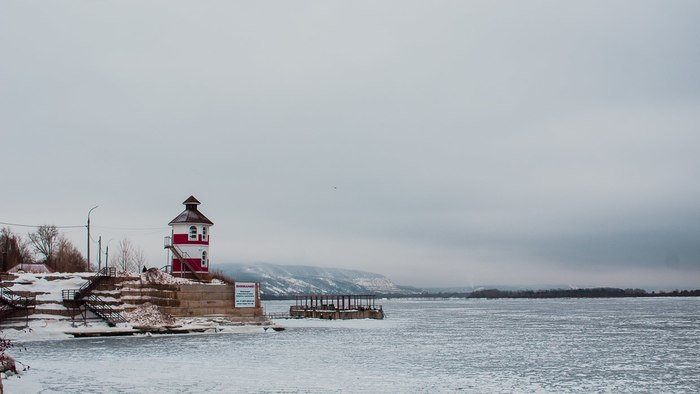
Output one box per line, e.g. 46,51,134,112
97,236,102,272
87,205,98,271
105,238,114,270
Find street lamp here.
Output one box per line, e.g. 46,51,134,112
105,238,114,270
87,205,98,271
97,236,102,271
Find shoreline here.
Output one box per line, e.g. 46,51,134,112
1,315,276,344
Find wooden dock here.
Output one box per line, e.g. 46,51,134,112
289,294,384,320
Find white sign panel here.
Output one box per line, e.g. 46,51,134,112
235,282,256,308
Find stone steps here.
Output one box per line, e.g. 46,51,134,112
119,288,178,296
3,277,265,322
121,296,180,308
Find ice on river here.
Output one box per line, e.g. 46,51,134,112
5,297,700,393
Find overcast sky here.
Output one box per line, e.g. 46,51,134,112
2,1,699,288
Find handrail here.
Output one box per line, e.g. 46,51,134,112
63,290,126,326
75,266,117,300
61,267,126,326
0,273,16,282
165,244,202,281
0,285,36,309
0,285,36,323
83,293,126,326
62,289,78,301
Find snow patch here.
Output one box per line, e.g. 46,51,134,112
122,302,177,327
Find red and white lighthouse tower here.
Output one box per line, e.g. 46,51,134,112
166,196,214,277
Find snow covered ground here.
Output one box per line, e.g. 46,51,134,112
1,270,274,391
8,272,91,303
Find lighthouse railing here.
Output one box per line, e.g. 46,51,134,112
164,243,202,281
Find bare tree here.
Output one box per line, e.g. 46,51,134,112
25,226,87,272
28,225,59,266
134,247,146,272
1,227,34,271
115,238,136,273
112,239,149,273
53,236,87,272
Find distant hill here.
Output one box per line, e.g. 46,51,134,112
213,264,699,298
218,263,420,297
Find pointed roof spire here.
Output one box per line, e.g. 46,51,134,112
183,195,201,205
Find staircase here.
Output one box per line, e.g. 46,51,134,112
0,284,36,322
76,267,117,299
164,237,203,281
83,293,127,326
62,267,127,327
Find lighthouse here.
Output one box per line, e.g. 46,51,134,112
165,196,213,278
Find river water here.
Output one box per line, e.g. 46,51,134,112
7,298,700,393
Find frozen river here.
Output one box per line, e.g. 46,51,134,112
6,297,700,393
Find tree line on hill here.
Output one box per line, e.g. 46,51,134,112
1,225,146,273
372,287,700,299
464,287,700,298
260,287,699,300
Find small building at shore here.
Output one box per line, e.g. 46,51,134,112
166,196,213,278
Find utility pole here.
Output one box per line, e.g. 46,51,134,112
87,205,98,272
105,238,113,270
98,236,102,272
1,236,6,272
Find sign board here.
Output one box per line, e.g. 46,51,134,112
235,282,257,308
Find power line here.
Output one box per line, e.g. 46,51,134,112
0,221,85,229
94,226,169,231
1,221,169,231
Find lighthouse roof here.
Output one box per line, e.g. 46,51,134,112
168,195,214,225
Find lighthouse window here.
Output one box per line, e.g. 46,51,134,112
202,226,207,239
189,226,197,240
202,251,208,267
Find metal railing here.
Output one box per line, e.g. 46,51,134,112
0,285,36,322
74,266,117,300
62,266,126,326
82,293,126,326
164,244,202,281
62,289,79,301
0,285,36,309
0,273,16,283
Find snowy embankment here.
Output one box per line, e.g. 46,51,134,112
1,265,275,391
0,271,273,344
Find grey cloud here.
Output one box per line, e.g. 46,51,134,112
1,1,699,288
